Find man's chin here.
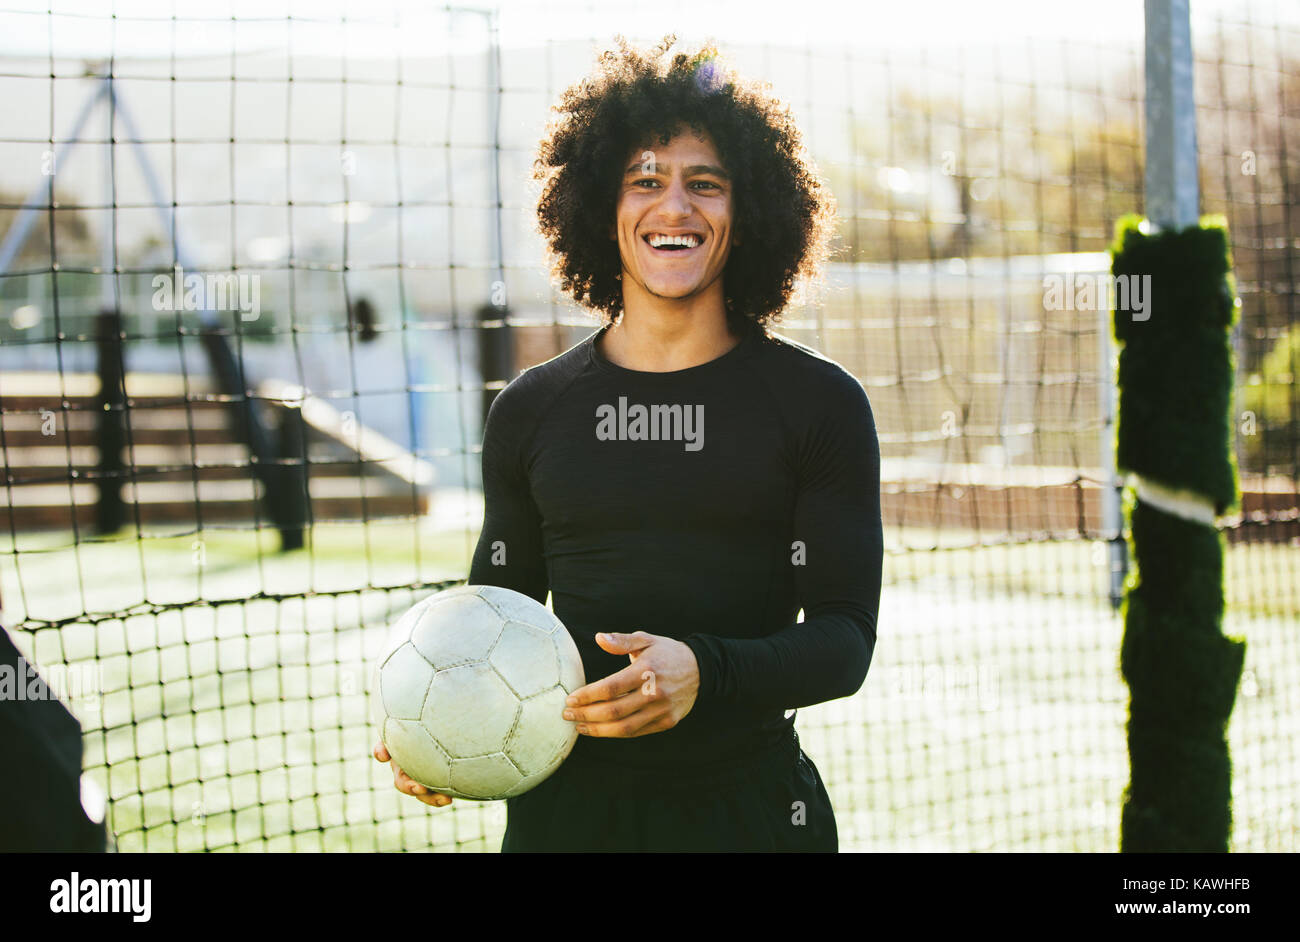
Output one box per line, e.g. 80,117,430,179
644,287,695,301
640,277,711,301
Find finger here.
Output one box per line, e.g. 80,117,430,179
566,660,651,707
593,630,654,656
392,763,425,795
373,742,391,763
577,702,670,739
392,763,453,806
406,786,452,807
626,712,677,738
565,687,647,724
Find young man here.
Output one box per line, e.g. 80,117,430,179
375,38,883,852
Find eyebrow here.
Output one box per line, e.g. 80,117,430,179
623,162,730,179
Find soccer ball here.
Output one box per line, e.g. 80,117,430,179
372,584,585,800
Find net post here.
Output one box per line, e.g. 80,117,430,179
94,74,125,536
93,307,126,534
1114,0,1246,853
1144,0,1200,231
272,402,310,553
478,302,514,430
1099,302,1125,610
480,6,510,430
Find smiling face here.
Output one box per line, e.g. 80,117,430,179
614,129,737,311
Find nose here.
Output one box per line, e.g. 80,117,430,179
656,175,692,220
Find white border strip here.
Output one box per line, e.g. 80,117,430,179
1129,472,1217,527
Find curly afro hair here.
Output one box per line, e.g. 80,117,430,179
533,36,835,334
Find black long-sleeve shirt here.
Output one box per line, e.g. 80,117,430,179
468,323,883,770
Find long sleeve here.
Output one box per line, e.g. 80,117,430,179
681,372,882,712
457,327,881,766
467,384,549,607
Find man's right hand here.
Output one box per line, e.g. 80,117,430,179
373,742,454,807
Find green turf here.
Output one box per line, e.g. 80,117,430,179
1,519,1295,851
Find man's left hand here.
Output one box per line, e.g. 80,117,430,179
563,631,699,738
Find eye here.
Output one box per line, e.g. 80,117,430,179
632,178,661,188
690,180,721,190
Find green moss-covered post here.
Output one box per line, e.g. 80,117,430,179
1110,213,1246,851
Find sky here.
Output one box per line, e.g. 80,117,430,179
0,0,1290,60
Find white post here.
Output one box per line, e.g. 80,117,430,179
1100,301,1124,610
100,74,115,313
1144,0,1200,231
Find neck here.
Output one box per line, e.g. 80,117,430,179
602,279,741,372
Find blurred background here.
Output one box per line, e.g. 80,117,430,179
0,0,1296,851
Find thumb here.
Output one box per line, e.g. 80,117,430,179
595,630,654,655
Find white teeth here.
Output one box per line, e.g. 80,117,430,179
647,233,701,248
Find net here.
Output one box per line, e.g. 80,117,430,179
0,0,1296,852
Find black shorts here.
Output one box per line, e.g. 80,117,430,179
500,729,838,852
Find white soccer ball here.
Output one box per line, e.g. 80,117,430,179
372,584,585,800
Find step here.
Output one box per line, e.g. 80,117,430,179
0,370,217,402
1,406,236,447
1,478,429,529
1,443,405,482
1,494,430,530
1,373,435,529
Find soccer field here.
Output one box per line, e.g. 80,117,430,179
1,0,1296,859
804,583,1298,852
3,506,1295,852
